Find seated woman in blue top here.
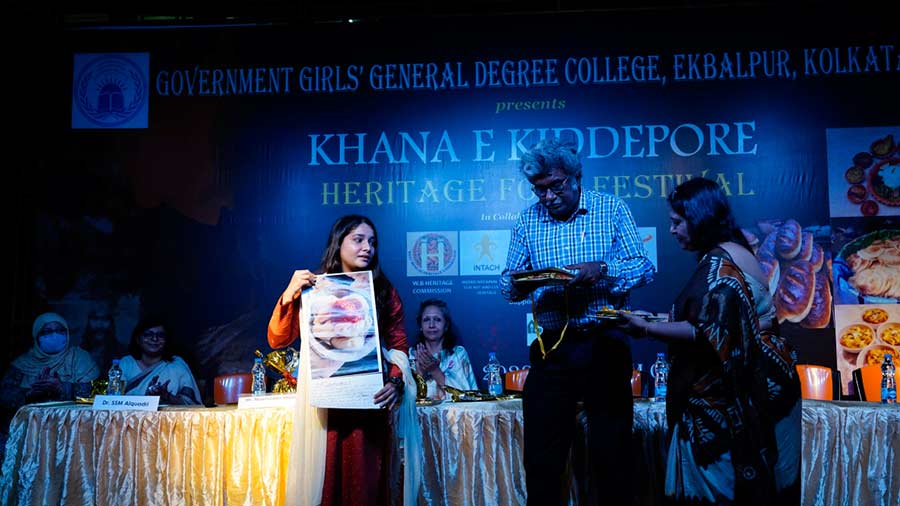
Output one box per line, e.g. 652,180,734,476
409,299,478,399
119,316,202,405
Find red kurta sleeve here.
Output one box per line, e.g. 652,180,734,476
267,294,301,349
382,287,408,379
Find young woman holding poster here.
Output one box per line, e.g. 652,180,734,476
619,178,800,506
268,214,409,506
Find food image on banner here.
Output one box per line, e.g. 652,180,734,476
832,226,900,305
752,218,833,329
301,271,385,409
833,304,900,395
826,127,900,218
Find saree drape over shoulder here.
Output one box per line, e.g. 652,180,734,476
665,251,779,506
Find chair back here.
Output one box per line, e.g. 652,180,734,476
504,368,529,392
214,373,253,404
631,368,643,397
853,363,899,402
796,364,840,400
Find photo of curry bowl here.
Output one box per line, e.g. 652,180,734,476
856,343,900,367
862,307,889,324
877,321,900,346
837,323,876,353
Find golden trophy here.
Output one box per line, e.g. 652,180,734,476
413,371,428,400
255,348,299,393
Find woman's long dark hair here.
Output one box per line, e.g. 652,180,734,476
128,315,176,362
319,214,395,321
415,299,457,351
667,177,751,257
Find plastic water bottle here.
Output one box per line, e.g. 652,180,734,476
252,357,267,396
107,359,124,395
487,352,504,396
882,354,896,404
651,353,668,402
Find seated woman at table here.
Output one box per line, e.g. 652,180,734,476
0,312,100,406
619,178,799,506
0,312,99,455
119,316,202,405
409,299,479,399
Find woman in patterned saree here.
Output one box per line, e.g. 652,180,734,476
620,177,800,506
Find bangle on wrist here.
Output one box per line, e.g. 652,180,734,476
388,376,404,394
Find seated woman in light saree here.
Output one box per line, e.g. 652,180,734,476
119,316,202,405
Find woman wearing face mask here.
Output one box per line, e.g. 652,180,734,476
0,313,100,452
409,299,478,399
0,313,100,407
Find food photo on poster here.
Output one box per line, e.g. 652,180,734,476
831,223,900,306
752,217,833,329
833,303,900,394
304,272,381,379
827,127,900,218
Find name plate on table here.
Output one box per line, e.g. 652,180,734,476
92,395,159,411
237,393,296,409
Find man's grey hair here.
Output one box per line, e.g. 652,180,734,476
519,137,583,181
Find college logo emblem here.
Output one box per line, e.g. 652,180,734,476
72,53,149,129
407,232,458,276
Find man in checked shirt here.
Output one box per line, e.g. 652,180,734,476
501,137,655,506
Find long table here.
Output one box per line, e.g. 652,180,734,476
0,403,294,506
1,399,897,506
801,400,900,506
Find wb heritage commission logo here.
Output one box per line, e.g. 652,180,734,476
407,232,458,276
72,53,149,129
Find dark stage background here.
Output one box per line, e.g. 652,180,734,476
6,3,898,402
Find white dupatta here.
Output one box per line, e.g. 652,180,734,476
285,342,422,506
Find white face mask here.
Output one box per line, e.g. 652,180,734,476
39,332,67,354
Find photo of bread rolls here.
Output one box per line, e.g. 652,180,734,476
775,260,816,323
797,232,814,262
755,219,832,328
801,270,833,329
775,219,803,260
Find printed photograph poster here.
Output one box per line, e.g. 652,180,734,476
300,271,385,409
831,222,900,306
825,126,900,219
833,304,900,395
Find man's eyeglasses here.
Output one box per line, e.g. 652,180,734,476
531,176,570,197
141,331,167,341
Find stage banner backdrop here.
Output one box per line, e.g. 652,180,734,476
24,10,898,399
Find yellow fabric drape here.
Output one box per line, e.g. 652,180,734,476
1,404,293,506
416,399,527,506
2,399,897,506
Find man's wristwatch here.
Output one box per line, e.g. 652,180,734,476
599,261,609,275
387,376,404,394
